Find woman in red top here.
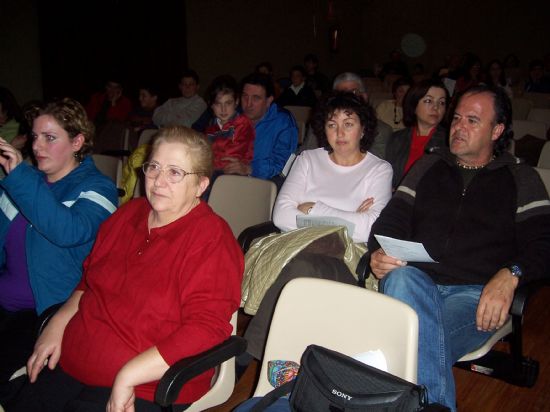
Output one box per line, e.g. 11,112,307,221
385,79,449,188
11,127,244,412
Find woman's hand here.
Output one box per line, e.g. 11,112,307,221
26,318,65,383
108,378,136,412
356,197,374,213
370,248,407,279
107,346,169,411
298,202,315,214
27,291,83,383
0,137,23,174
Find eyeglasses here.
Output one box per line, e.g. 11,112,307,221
142,161,201,183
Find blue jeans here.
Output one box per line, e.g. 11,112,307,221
380,266,494,411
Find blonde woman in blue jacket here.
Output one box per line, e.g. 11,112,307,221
0,98,118,384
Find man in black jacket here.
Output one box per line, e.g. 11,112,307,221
368,85,550,411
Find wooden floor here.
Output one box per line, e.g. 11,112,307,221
206,287,550,412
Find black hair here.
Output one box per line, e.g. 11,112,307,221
240,73,275,98
181,69,200,84
311,91,377,153
402,78,449,127
456,85,513,156
289,65,307,78
255,61,273,74
0,86,24,124
391,77,413,95
206,75,239,106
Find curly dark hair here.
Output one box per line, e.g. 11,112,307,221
311,91,377,153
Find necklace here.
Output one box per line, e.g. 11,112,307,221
456,156,495,170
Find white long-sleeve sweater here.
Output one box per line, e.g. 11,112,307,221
273,148,393,243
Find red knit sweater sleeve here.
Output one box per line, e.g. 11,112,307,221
155,220,243,365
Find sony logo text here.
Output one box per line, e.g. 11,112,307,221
331,389,353,401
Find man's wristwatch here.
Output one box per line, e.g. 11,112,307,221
507,264,523,278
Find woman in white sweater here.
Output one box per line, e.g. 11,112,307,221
273,92,393,243
240,92,393,365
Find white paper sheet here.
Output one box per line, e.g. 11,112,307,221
374,234,437,263
296,215,355,237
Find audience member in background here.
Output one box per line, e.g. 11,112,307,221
484,59,513,98
436,53,463,80
412,63,429,83
241,92,393,365
255,61,281,98
375,77,412,131
153,69,207,127
524,59,550,94
277,65,318,108
7,127,243,412
380,49,409,79
503,54,522,90
304,53,331,96
224,73,297,187
86,77,132,129
454,54,483,95
0,98,118,387
385,78,449,189
301,72,393,160
0,87,27,150
129,84,161,135
204,75,255,187
368,85,550,411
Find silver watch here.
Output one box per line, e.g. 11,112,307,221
507,264,523,278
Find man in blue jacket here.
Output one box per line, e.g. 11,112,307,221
223,73,298,182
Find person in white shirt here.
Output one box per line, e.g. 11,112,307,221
274,91,392,242
239,91,393,367
152,70,206,128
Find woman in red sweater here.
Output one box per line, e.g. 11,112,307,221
10,127,244,412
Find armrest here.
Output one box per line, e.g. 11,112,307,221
510,279,550,317
36,302,64,337
155,336,247,407
237,221,280,253
356,253,370,288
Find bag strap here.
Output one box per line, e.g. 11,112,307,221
250,379,296,412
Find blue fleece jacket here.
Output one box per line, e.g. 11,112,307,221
0,157,118,314
252,104,298,179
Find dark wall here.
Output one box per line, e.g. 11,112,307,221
0,0,42,105
359,0,550,77
187,0,550,90
187,0,364,93
37,1,188,104
3,1,549,106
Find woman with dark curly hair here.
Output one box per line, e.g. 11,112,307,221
237,93,393,366
273,91,392,243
